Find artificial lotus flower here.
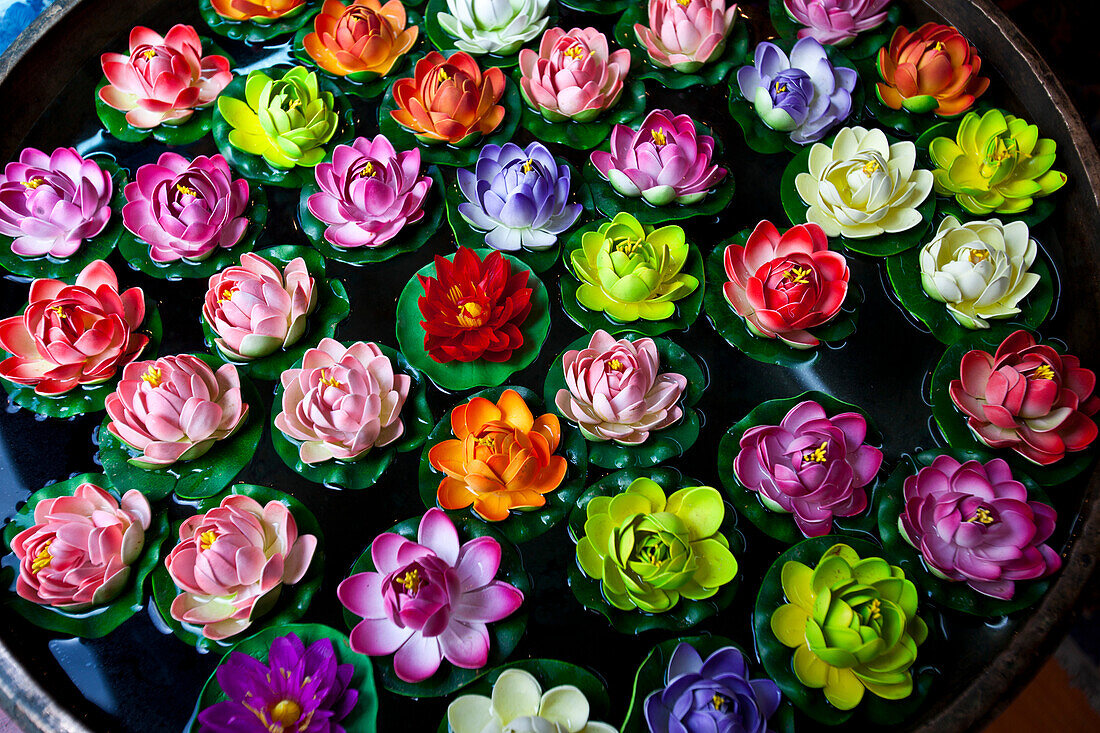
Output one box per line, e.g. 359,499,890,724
633,0,740,73
876,23,989,117
307,134,432,249
218,66,339,169
439,0,552,56
929,108,1067,216
428,389,567,522
338,508,524,682
782,0,893,47
203,252,318,361
771,542,928,709
795,125,934,239
554,329,688,445
591,109,728,206
448,668,617,733
274,338,411,464
210,0,307,21
518,26,631,123
302,0,419,79
735,37,858,145
575,476,737,613
0,260,148,396
950,330,1099,466
12,483,152,610
570,213,699,322
105,354,249,469
721,220,849,348
390,51,506,146
899,454,1061,600
165,494,318,641
919,215,1040,330
98,24,231,129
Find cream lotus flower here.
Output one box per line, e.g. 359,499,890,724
919,215,1040,329
795,126,933,239
447,669,618,733
439,0,552,56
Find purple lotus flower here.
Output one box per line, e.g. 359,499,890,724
900,454,1062,600
122,152,249,263
591,109,727,206
736,37,857,145
734,400,882,536
197,632,358,733
0,147,113,259
307,134,431,249
784,0,893,47
457,141,582,253
645,642,782,733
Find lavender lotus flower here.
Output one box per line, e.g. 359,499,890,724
457,141,582,253
784,0,893,47
734,400,882,536
900,454,1062,600
736,37,857,145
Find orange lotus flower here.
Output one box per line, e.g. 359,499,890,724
210,0,306,22
303,0,418,79
876,22,989,117
390,51,506,146
428,389,567,522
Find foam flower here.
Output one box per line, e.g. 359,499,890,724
448,668,617,733
634,0,740,73
876,23,989,117
439,0,552,56
782,0,893,47
389,51,506,146
302,0,419,79
518,27,631,122
210,0,307,21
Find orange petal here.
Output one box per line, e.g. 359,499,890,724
496,389,534,432
428,438,466,476
437,477,474,509
454,397,503,437
472,493,512,522
528,456,567,495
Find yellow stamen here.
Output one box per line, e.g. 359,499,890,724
932,41,946,52
396,568,424,594
862,159,880,175
21,177,44,189
803,440,829,463
785,266,812,284
456,301,486,327
968,249,990,264
650,127,668,147
867,598,882,620
142,48,156,60
50,305,67,319
359,161,376,178
270,700,302,727
141,366,162,388
438,69,450,82
711,693,726,710
1033,364,1055,380
775,83,787,93
990,136,1016,163
967,506,995,525
448,284,463,303
31,541,52,574
218,288,236,304
199,530,217,551
564,44,585,60
522,159,535,173
319,369,341,388
611,237,641,256
475,435,496,449
608,358,624,371
175,183,197,197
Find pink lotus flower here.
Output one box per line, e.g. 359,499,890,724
165,494,318,641
0,260,148,396
274,338,411,464
783,0,893,47
338,508,524,683
98,24,232,129
554,329,687,444
105,354,249,469
203,252,318,361
12,482,152,609
122,152,250,264
518,27,631,123
0,147,114,259
634,0,740,73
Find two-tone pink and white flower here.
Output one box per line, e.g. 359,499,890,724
518,27,631,122
783,0,893,47
634,0,740,73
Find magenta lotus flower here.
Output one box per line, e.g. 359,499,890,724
783,0,893,46
307,134,432,250
518,26,632,123
591,109,728,206
274,338,411,465
12,482,152,610
122,152,249,263
554,329,687,445
339,508,524,682
734,400,882,536
0,146,113,259
105,354,249,469
203,252,318,361
165,494,318,641
634,0,740,73
900,454,1061,600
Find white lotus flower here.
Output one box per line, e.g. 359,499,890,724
439,0,552,56
919,215,1040,329
795,126,934,239
447,669,618,733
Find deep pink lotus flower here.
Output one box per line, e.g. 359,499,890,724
0,147,113,259
0,260,148,396
518,27,631,123
165,494,318,641
12,482,152,610
338,508,524,683
274,338,411,464
734,400,882,536
634,0,740,73
554,329,687,445
307,134,432,250
900,454,1061,600
783,0,893,46
98,24,232,129
590,109,727,206
950,330,1100,466
122,152,249,263
105,354,249,469
203,252,318,361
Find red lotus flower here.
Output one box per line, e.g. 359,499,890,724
418,247,532,364
876,23,990,117
390,51,506,146
950,330,1099,466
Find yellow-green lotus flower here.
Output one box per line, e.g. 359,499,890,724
929,108,1067,215
771,543,928,710
217,66,339,169
575,477,737,613
570,213,699,322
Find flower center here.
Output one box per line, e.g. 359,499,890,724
141,366,163,388
650,128,667,147
967,506,995,525
610,236,642,256
968,248,990,264
676,0,691,5
637,536,669,566
199,530,217,551
1032,364,1055,380
457,301,487,327
287,98,301,111
475,434,497,449
803,440,829,463
270,699,302,726
218,288,236,304
319,369,341,388
867,598,882,620
438,69,450,82
176,183,197,197
359,161,376,178
564,43,586,60
711,693,726,711
142,48,156,59
21,177,44,189
396,568,424,595
774,82,788,94
31,540,52,574
50,305,67,319
932,41,946,52
862,159,880,175
608,358,624,371
785,266,812,284
522,159,535,173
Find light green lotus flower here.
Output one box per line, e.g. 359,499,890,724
575,477,737,614
217,66,339,169
770,543,929,711
570,213,699,322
